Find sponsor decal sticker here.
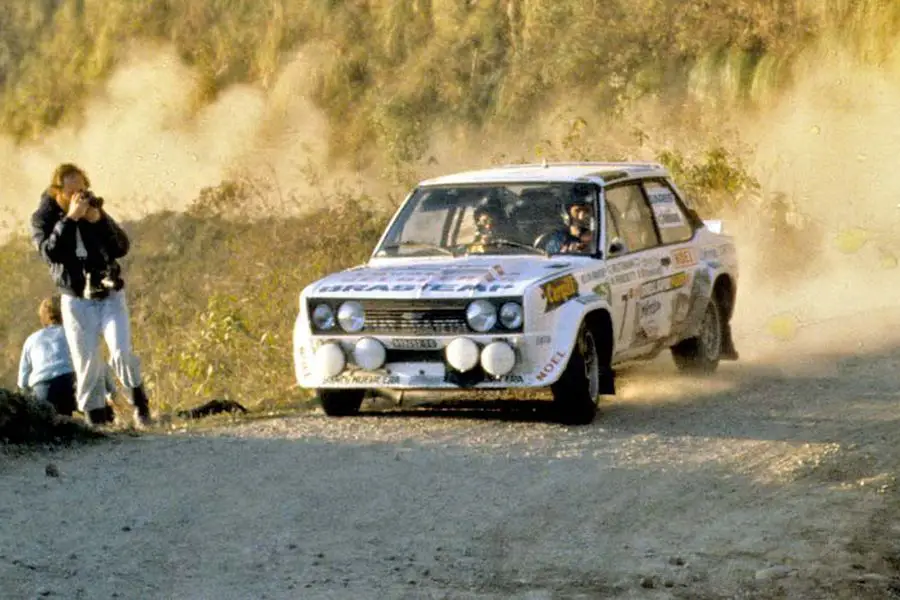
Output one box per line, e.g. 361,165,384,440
592,282,612,303
535,351,566,382
536,335,552,346
609,258,638,274
671,248,697,268
700,247,719,262
611,271,638,285
639,298,662,317
639,266,665,278
632,297,665,343
322,265,523,286
639,256,666,278
325,373,401,385
641,271,688,298
580,268,607,284
540,274,579,312
647,187,687,228
317,283,517,293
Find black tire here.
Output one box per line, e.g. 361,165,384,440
318,389,365,417
551,324,602,425
671,295,724,374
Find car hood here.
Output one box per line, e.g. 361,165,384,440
308,256,580,299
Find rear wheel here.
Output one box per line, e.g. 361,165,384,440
551,324,601,425
318,389,365,417
671,295,723,374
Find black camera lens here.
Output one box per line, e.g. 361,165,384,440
84,192,103,209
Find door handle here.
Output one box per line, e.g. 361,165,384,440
660,256,671,266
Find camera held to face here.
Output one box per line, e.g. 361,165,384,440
82,190,104,209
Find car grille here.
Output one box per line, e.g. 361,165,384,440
362,300,469,335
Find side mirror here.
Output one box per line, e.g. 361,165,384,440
686,207,704,229
608,239,626,257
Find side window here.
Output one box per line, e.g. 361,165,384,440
604,184,660,253
643,180,694,244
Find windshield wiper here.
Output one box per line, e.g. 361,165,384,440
477,238,549,257
379,241,455,256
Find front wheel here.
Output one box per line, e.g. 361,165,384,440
318,389,365,417
671,295,723,374
551,324,602,425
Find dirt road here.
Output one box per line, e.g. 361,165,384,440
4,309,900,599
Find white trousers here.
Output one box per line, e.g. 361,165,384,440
60,290,143,412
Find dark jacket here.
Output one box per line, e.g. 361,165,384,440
30,191,130,297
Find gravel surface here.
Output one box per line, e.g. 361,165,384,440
4,309,900,599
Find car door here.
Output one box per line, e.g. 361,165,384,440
603,182,667,358
641,179,706,339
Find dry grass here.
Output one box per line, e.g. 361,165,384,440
2,0,899,168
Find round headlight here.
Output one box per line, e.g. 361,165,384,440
337,301,365,333
312,303,336,330
499,302,523,330
466,300,497,333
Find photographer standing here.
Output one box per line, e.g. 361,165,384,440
30,163,152,428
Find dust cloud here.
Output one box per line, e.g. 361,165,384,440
0,42,343,232
424,38,900,370
423,40,900,360
2,33,899,358
728,42,900,358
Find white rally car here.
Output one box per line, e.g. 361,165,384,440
293,162,739,424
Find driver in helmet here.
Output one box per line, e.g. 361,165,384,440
468,196,508,251
539,188,595,254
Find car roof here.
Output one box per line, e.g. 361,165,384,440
418,161,670,187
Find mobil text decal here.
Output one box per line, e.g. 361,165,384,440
536,351,566,382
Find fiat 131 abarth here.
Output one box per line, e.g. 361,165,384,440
293,162,739,424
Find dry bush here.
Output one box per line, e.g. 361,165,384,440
0,388,103,445
2,0,897,166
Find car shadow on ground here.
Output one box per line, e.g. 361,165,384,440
349,338,900,450
357,395,557,423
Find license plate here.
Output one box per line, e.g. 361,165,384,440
389,338,440,350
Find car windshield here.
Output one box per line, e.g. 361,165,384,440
375,182,598,257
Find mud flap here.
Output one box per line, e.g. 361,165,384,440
721,319,739,361
600,367,616,395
